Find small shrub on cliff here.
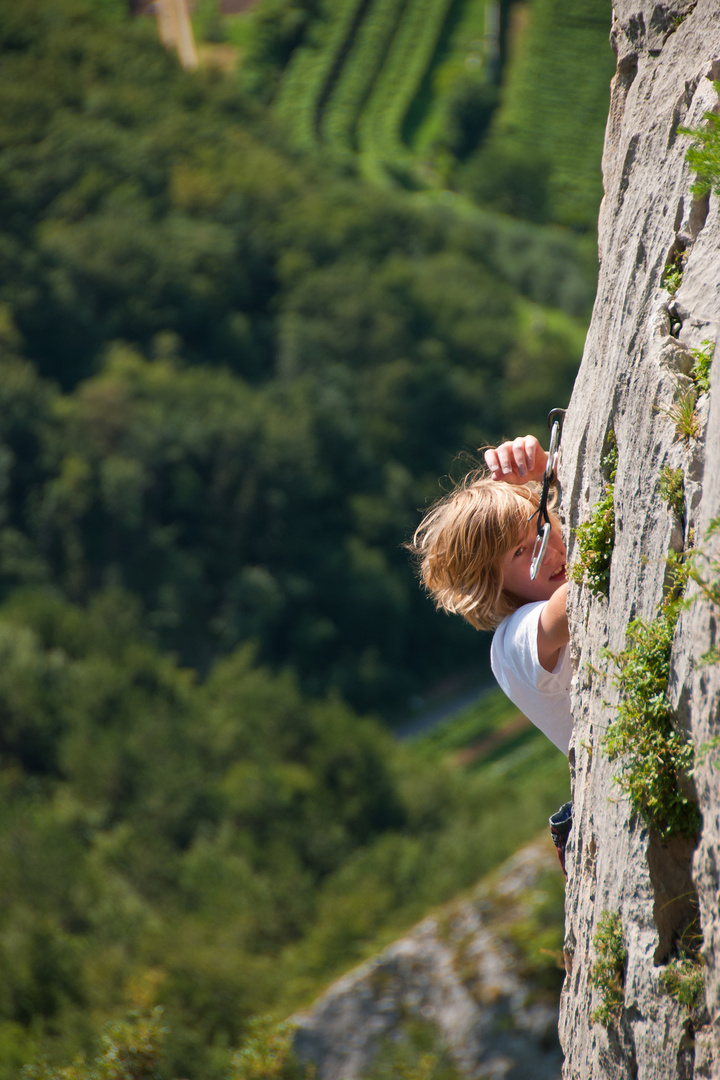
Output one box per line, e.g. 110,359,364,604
659,465,685,520
657,382,701,442
657,341,714,445
601,569,700,840
685,515,720,613
570,436,617,597
661,258,684,296
590,912,627,1027
682,516,720,670
681,90,720,198
690,339,714,395
660,956,706,1018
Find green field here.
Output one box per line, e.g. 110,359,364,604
245,0,615,230
474,0,616,228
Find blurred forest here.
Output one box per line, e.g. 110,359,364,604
0,0,612,1075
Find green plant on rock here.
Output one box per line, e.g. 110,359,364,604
657,382,700,442
591,911,627,1027
698,644,720,668
680,90,720,198
570,436,617,598
689,339,714,395
686,515,720,607
661,250,685,296
659,465,685,520
660,955,706,1017
681,515,720,672
601,564,700,840
696,732,720,767
656,339,713,443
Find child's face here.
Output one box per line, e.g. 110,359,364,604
500,521,567,604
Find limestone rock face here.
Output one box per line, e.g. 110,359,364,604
558,2,720,1077
293,837,564,1080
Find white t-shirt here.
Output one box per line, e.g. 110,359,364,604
490,601,573,755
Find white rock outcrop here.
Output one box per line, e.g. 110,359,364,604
293,837,564,1080
559,2,720,1077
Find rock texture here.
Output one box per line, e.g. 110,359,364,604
559,2,720,1077
293,836,564,1080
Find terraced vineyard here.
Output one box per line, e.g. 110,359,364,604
273,0,491,182
273,0,372,151
268,0,614,232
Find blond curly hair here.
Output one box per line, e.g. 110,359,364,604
409,472,557,631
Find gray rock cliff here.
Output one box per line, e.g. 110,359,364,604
559,1,720,1077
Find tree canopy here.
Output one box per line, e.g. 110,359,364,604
0,0,592,711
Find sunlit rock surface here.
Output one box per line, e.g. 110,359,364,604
559,2,720,1077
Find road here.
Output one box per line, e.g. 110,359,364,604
394,679,497,741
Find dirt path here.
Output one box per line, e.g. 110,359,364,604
394,680,496,740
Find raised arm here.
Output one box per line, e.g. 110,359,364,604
484,435,548,485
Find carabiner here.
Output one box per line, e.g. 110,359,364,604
545,416,561,481
529,409,565,581
530,522,551,580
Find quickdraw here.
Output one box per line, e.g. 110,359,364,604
529,408,565,581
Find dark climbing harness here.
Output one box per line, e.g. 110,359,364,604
549,801,573,878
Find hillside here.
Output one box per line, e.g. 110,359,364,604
233,0,614,231
0,0,603,718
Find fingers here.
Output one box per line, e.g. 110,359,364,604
484,435,545,483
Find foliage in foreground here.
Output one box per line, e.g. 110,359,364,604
24,1010,169,1080
228,1017,312,1080
24,1009,462,1080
